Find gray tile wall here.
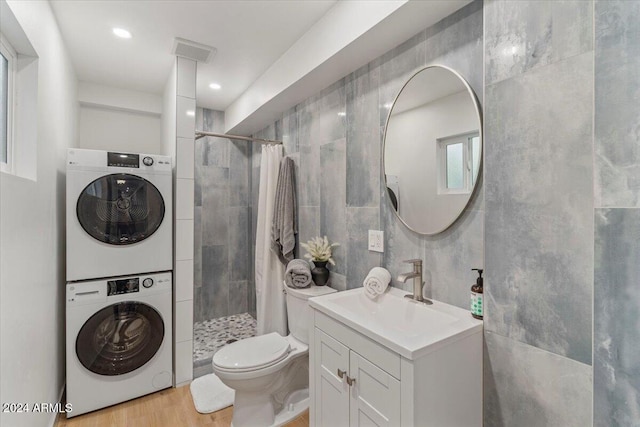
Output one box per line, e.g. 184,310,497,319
484,0,595,424
252,0,484,304
594,1,640,425
194,108,252,322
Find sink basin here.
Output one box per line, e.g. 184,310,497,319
309,286,482,359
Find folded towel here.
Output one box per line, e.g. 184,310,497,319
285,259,312,288
363,267,391,299
271,157,297,265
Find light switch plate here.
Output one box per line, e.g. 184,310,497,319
368,230,384,252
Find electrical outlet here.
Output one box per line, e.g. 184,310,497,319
368,230,384,253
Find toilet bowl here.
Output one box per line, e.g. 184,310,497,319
212,283,336,427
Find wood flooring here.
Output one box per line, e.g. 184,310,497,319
55,385,309,427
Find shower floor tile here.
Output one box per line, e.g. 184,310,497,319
193,313,257,374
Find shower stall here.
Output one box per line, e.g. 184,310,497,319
192,108,257,378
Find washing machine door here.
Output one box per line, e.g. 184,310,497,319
76,302,165,376
76,173,165,245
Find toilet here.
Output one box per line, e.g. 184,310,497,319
212,283,336,427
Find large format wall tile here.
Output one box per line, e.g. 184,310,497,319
201,168,229,247
229,140,250,207
298,206,320,257
595,0,640,208
346,65,380,209
423,206,484,310
229,207,250,282
199,245,229,321
485,0,592,85
318,81,346,145
594,208,640,426
320,139,347,275
484,331,592,427
346,207,382,289
485,54,593,365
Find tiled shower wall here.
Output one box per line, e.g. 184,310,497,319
252,1,484,307
194,108,253,323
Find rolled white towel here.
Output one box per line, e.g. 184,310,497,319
285,259,312,288
363,267,391,299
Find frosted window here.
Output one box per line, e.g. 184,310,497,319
446,142,464,189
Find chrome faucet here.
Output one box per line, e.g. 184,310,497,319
397,259,432,305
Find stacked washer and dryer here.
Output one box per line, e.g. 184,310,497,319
65,149,173,417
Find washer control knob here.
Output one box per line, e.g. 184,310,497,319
143,156,154,166
142,278,154,288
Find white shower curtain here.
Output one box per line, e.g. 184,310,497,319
255,144,286,336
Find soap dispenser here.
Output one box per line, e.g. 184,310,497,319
471,269,483,319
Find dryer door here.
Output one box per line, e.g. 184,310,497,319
76,302,165,376
76,173,165,245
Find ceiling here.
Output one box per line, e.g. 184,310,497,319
50,0,337,111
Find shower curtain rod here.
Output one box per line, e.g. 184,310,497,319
194,130,282,145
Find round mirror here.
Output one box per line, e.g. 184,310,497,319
383,65,482,235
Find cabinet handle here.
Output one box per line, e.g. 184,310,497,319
337,369,346,379
346,376,356,386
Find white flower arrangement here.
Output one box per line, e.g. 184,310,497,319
301,236,340,266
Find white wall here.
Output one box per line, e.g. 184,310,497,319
0,1,77,427
385,91,477,231
78,106,162,154
77,82,163,154
162,60,177,158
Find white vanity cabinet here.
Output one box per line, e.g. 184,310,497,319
314,327,401,426
309,288,483,427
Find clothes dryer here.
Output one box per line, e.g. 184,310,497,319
65,272,173,417
66,149,172,281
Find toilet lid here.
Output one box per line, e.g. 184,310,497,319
212,333,290,371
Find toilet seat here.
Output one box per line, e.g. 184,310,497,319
213,333,291,373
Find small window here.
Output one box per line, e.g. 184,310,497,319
438,132,480,194
0,34,16,174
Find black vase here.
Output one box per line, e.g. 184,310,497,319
311,261,330,286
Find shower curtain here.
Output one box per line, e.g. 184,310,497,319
255,144,286,336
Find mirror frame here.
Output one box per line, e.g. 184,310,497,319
382,64,483,236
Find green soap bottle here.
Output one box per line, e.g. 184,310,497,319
471,268,483,320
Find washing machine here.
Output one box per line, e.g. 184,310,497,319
66,272,173,417
66,148,172,281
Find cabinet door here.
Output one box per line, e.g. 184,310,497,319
349,351,401,427
314,329,350,427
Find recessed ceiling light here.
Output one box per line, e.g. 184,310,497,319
112,28,132,39
209,83,222,90
186,110,195,117
337,112,346,117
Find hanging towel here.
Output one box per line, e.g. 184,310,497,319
285,259,312,288
363,267,391,299
271,156,297,265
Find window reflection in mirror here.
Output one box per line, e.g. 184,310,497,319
383,65,482,235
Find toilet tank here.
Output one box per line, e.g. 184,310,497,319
285,283,337,344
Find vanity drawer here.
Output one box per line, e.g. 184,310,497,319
314,310,401,379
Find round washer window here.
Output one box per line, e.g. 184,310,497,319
77,173,165,245
76,302,165,376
